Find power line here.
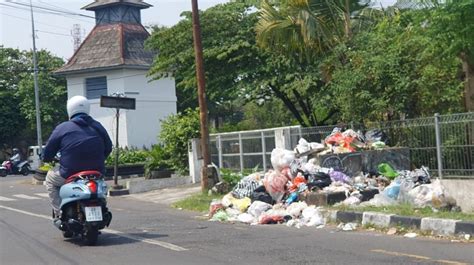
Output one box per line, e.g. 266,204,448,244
0,2,95,24
36,29,71,37
38,0,88,17
7,1,95,19
0,11,72,31
0,2,73,16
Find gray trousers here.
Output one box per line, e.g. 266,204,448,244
45,167,64,216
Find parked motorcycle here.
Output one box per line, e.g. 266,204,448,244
0,160,31,177
54,170,112,245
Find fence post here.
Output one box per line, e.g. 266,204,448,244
261,131,266,170
217,135,223,169
434,113,443,179
238,133,244,172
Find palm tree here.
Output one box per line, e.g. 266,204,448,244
256,0,344,59
256,0,377,58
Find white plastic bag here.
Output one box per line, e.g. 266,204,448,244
271,148,295,172
248,201,272,218
361,193,397,207
295,138,311,154
286,201,308,218
407,179,450,209
301,206,325,227
237,213,255,224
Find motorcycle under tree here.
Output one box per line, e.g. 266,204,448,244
55,170,112,245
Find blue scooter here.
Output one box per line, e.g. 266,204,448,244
55,170,112,245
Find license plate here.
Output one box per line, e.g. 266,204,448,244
85,206,103,222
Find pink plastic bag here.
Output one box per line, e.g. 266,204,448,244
264,170,290,202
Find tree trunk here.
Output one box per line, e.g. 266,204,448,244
462,58,474,112
269,84,309,127
344,0,352,39
461,56,474,172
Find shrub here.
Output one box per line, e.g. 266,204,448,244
106,147,148,166
144,145,171,177
159,109,200,174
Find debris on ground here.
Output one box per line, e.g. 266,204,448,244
208,130,458,230
338,222,358,231
404,232,418,238
386,227,397,235
464,234,471,241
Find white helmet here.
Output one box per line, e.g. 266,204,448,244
67,95,90,119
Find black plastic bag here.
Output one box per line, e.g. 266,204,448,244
365,129,389,144
305,172,332,190
251,185,275,204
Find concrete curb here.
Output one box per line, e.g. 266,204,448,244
328,210,473,236
126,176,193,194
108,189,130,196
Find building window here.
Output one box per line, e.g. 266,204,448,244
86,76,107,99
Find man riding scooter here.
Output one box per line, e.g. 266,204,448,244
0,148,31,176
10,148,21,168
42,95,112,226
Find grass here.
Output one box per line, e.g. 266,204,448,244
172,192,223,213
331,203,474,221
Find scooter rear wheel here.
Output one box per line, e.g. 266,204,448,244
83,227,99,246
62,231,74,238
20,165,30,176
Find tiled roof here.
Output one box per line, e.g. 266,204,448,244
55,23,154,75
82,0,152,10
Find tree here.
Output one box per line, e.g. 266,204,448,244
327,12,464,121
147,1,336,128
0,46,66,147
254,0,377,126
147,2,258,124
420,0,474,111
16,50,67,139
0,47,26,145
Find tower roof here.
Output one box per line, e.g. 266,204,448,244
82,0,152,11
54,23,154,75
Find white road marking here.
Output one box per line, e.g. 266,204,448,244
0,196,16,202
0,204,188,252
34,193,49,198
103,228,187,251
13,194,41,200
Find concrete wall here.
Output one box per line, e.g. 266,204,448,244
65,68,177,148
441,179,474,213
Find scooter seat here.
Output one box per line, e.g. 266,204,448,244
65,170,102,183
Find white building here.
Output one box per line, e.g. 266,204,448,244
55,0,177,148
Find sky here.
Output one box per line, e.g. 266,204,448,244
0,0,396,61
0,0,228,60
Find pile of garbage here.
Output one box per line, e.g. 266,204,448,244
312,127,389,155
209,133,457,227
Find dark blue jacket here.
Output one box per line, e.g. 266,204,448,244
43,114,113,178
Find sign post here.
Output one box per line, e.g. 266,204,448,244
100,95,136,189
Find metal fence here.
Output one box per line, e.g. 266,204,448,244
209,126,299,172
209,112,474,178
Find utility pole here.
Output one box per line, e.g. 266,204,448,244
30,0,43,155
191,0,210,192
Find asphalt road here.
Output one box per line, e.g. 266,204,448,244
1,175,473,265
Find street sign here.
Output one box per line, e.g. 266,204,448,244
100,95,136,110
99,95,136,190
